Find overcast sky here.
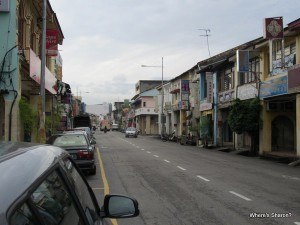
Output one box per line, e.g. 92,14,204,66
50,0,299,105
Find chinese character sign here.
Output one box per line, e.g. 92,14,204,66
46,29,59,49
181,80,189,94
263,17,283,39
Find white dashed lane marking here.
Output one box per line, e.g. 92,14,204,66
229,191,252,201
147,151,151,154
177,166,186,171
197,175,210,182
153,155,159,158
164,160,170,163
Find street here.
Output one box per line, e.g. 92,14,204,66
87,130,300,225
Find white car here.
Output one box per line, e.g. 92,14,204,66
125,127,138,138
111,123,119,131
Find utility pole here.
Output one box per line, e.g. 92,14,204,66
198,28,211,57
38,0,47,143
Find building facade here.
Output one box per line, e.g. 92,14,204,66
0,0,64,142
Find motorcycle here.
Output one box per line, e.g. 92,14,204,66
169,130,177,142
161,130,177,142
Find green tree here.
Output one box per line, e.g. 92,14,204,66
228,98,262,154
19,97,38,142
200,116,211,147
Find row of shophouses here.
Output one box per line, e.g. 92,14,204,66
1,1,300,158
121,17,300,158
0,0,85,142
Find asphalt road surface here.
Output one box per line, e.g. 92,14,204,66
86,130,300,225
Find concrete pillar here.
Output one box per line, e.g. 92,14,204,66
259,102,272,155
213,72,218,146
146,115,151,135
296,94,300,157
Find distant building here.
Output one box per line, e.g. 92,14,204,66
86,103,112,117
135,80,164,95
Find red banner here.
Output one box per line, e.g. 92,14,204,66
46,29,58,48
263,17,284,39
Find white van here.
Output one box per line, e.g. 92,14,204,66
111,123,119,131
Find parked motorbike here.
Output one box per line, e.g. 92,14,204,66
161,130,177,142
169,130,177,142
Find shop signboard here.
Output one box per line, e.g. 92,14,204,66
29,49,57,94
260,76,287,99
0,0,9,12
263,17,283,39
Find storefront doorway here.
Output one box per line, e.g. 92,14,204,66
271,115,295,152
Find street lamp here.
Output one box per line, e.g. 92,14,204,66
141,57,164,137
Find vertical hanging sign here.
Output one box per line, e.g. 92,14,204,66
181,80,189,110
206,72,213,103
46,29,59,56
236,50,249,72
263,17,284,39
0,0,10,12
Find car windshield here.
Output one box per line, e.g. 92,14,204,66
127,127,136,131
52,135,88,147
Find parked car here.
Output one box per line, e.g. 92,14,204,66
125,127,138,138
73,126,93,139
0,141,139,225
47,131,96,175
111,123,119,131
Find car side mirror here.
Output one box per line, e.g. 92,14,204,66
91,140,96,145
102,195,139,218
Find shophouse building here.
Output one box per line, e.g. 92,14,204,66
132,88,159,135
0,0,64,141
258,18,300,157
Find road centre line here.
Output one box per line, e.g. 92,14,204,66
229,191,252,201
197,175,210,182
177,166,186,171
282,175,300,181
153,155,159,158
164,160,170,163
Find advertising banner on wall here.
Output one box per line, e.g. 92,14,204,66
0,0,10,12
263,17,284,39
181,80,189,94
29,49,57,94
46,29,59,56
260,76,287,99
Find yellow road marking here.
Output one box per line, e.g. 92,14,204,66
96,147,118,225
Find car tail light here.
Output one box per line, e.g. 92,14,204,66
77,150,94,160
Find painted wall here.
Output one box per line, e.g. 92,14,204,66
0,0,19,101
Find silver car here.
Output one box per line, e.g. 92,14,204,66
125,127,138,138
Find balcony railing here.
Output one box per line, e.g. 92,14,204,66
134,107,158,116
